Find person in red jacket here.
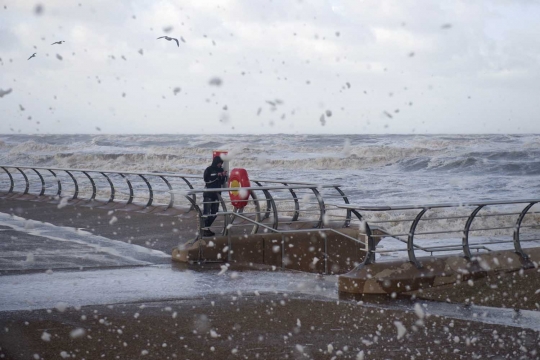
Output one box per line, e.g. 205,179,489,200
202,156,227,236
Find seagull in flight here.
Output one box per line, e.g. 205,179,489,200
157,36,179,47
51,41,65,45
28,53,37,60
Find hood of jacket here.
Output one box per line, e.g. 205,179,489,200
211,156,223,167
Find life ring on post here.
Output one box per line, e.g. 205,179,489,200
228,168,251,209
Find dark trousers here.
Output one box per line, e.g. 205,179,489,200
203,194,220,227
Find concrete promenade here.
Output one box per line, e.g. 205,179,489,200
0,196,539,359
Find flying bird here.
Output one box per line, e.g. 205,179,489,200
51,41,65,45
157,36,179,47
28,53,37,60
0,88,13,98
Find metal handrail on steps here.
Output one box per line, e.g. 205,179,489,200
335,200,540,268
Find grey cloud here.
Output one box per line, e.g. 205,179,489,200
1,0,539,134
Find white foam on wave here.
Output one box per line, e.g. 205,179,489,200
1,134,540,207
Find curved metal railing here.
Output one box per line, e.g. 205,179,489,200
0,165,353,234
3,165,538,269
1,165,200,209
336,200,540,268
183,184,349,237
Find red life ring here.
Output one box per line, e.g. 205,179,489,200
228,168,251,209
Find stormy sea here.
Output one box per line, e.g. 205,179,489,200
2,133,539,205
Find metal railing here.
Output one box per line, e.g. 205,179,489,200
335,199,540,268
181,184,351,236
5,165,537,270
1,165,200,209
0,165,352,233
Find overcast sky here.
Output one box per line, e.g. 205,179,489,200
1,0,539,134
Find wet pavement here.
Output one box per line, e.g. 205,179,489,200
1,196,539,359
0,196,199,254
1,290,539,359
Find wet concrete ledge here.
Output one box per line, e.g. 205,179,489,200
172,229,388,275
339,247,540,295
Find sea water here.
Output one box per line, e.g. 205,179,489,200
1,133,539,204
1,133,540,258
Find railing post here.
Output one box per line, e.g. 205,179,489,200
119,174,133,204
310,187,325,229
249,190,261,234
408,208,428,268
462,205,484,260
159,175,174,209
513,202,536,260
283,183,300,221
64,170,78,200
138,174,153,207
31,168,45,196
15,168,29,195
281,234,285,270
254,181,272,220
217,193,228,236
1,167,14,194
353,210,376,265
100,172,115,203
185,194,203,240
227,220,232,262
47,169,61,196
334,186,352,227
324,232,328,274
82,171,97,201
256,188,279,230
180,177,196,212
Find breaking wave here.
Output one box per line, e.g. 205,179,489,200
1,133,539,208
2,134,540,177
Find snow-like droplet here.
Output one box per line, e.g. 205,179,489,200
57,197,69,209
239,188,248,199
55,302,68,313
394,321,407,339
41,331,51,342
414,303,425,319
218,265,228,275
70,328,85,339
356,350,365,360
